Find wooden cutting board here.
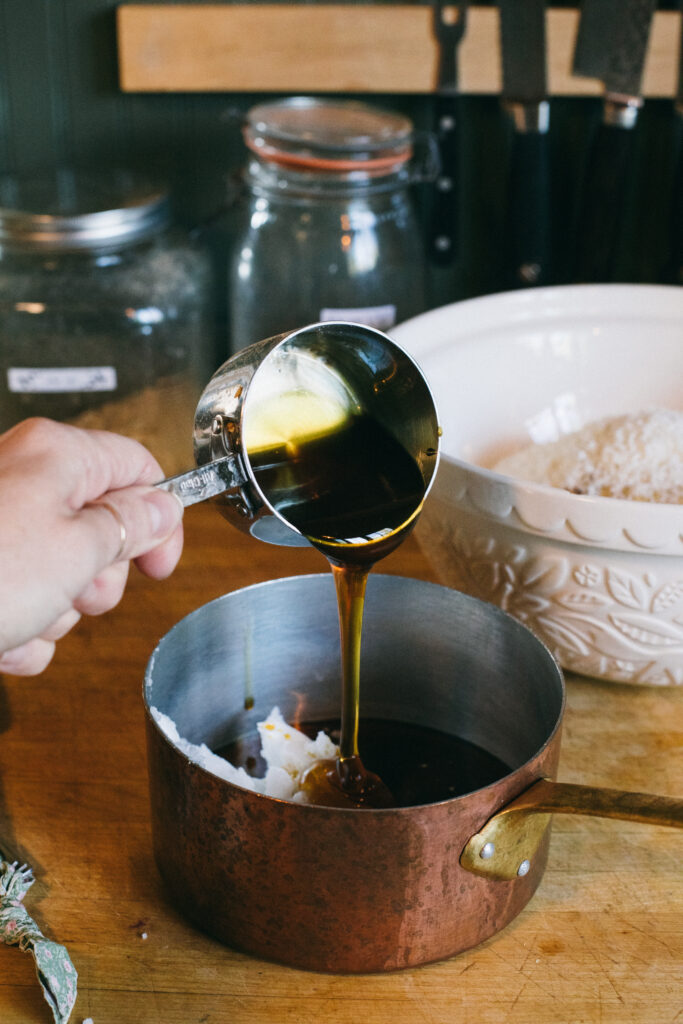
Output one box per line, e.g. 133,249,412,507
0,502,681,1023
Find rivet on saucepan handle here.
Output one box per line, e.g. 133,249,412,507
461,796,551,882
460,778,683,882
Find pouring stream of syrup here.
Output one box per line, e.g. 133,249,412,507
245,384,434,807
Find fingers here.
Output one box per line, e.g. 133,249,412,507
80,487,184,574
0,418,187,673
0,417,168,507
0,637,56,677
0,520,183,675
0,608,81,676
134,521,184,580
70,426,168,506
74,560,130,616
41,607,82,641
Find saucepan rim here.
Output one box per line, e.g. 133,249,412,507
143,573,566,813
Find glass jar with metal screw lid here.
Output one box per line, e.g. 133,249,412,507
0,169,214,474
228,97,427,354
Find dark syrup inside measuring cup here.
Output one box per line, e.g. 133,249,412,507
247,411,427,564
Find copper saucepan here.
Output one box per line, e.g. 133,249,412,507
144,574,682,973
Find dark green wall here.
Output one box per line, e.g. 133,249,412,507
0,0,679,341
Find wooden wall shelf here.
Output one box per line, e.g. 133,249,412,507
117,4,681,98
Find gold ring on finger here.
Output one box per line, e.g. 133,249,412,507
98,500,128,562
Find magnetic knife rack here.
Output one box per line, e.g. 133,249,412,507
117,4,680,97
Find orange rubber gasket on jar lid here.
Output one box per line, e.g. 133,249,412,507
244,136,413,174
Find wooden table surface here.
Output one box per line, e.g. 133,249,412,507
1,504,681,1024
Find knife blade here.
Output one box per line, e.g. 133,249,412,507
572,0,618,81
429,0,468,270
498,0,552,287
572,0,658,282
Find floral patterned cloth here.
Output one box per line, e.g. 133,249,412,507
0,859,77,1023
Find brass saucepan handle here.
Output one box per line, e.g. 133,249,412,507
460,778,683,881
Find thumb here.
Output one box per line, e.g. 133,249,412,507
80,487,184,570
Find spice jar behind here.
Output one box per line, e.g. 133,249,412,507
228,97,427,354
0,169,214,475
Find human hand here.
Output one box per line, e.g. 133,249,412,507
0,417,184,676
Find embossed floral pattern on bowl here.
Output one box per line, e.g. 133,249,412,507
394,285,683,685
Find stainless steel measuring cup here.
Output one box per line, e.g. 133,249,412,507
157,321,440,546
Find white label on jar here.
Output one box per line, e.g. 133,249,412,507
319,305,397,331
7,367,118,394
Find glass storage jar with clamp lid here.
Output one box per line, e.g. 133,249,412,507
0,169,214,475
229,97,427,354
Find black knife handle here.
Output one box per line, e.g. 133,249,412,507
573,120,638,283
505,128,552,287
663,112,683,285
428,96,460,268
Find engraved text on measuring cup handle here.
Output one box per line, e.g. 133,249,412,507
155,455,241,507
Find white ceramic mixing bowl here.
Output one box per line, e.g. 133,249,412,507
393,285,683,686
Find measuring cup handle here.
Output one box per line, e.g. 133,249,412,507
155,455,240,507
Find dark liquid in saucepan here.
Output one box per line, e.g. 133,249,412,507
216,719,511,808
